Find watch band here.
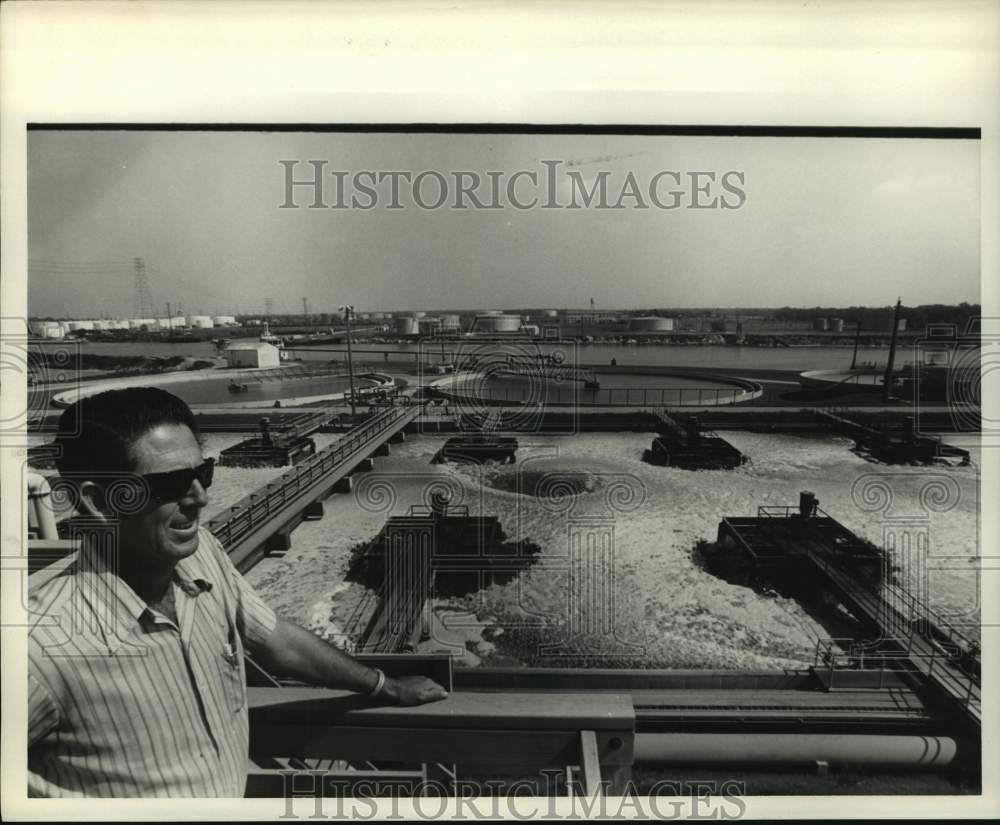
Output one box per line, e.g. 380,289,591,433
368,667,386,697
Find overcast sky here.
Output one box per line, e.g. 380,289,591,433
27,130,979,318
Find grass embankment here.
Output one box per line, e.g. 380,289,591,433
33,352,217,384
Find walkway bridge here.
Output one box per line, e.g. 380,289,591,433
206,405,421,572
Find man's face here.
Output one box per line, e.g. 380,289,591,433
115,423,209,566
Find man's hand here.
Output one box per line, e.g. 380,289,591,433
379,675,449,706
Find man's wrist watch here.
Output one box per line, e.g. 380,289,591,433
368,667,386,697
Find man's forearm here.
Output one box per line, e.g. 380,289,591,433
255,618,379,693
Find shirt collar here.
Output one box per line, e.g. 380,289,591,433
74,536,214,652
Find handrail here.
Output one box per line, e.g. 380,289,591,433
207,406,417,549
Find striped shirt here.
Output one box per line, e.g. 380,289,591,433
28,528,277,797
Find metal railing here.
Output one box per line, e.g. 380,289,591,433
207,406,416,549
438,386,748,407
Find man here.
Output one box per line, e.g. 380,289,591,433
28,387,447,797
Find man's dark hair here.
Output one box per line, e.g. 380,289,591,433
55,387,200,477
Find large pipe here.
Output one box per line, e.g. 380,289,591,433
634,734,967,769
27,472,59,540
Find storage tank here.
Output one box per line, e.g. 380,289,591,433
92,320,110,331
829,318,844,332
881,317,906,332
418,317,443,336
440,314,461,330
411,310,427,318
394,316,419,336
43,325,65,338
473,314,522,333
188,315,215,329
628,316,674,332
813,317,829,331
480,310,503,316
543,309,559,318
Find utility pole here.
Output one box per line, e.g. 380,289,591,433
882,298,903,404
302,297,309,323
340,305,357,417
850,318,862,370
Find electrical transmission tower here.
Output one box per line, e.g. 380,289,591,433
132,257,155,318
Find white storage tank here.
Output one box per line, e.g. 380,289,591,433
473,314,522,333
480,309,503,316
43,325,65,338
394,316,420,336
440,314,461,330
418,317,442,336
542,309,559,318
412,311,427,318
813,318,829,331
188,315,215,329
628,316,674,332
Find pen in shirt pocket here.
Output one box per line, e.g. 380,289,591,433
222,642,238,666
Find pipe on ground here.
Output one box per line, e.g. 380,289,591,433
634,734,968,769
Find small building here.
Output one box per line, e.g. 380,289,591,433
225,342,281,369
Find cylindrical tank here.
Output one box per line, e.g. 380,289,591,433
68,320,94,331
440,314,461,330
30,320,57,335
394,316,419,336
417,317,442,336
411,310,426,318
813,317,829,331
543,309,559,318
43,325,65,338
629,316,674,332
474,314,522,333
480,309,503,316
188,315,215,329
92,320,110,330
829,317,844,332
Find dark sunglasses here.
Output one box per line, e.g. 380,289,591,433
133,458,215,503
